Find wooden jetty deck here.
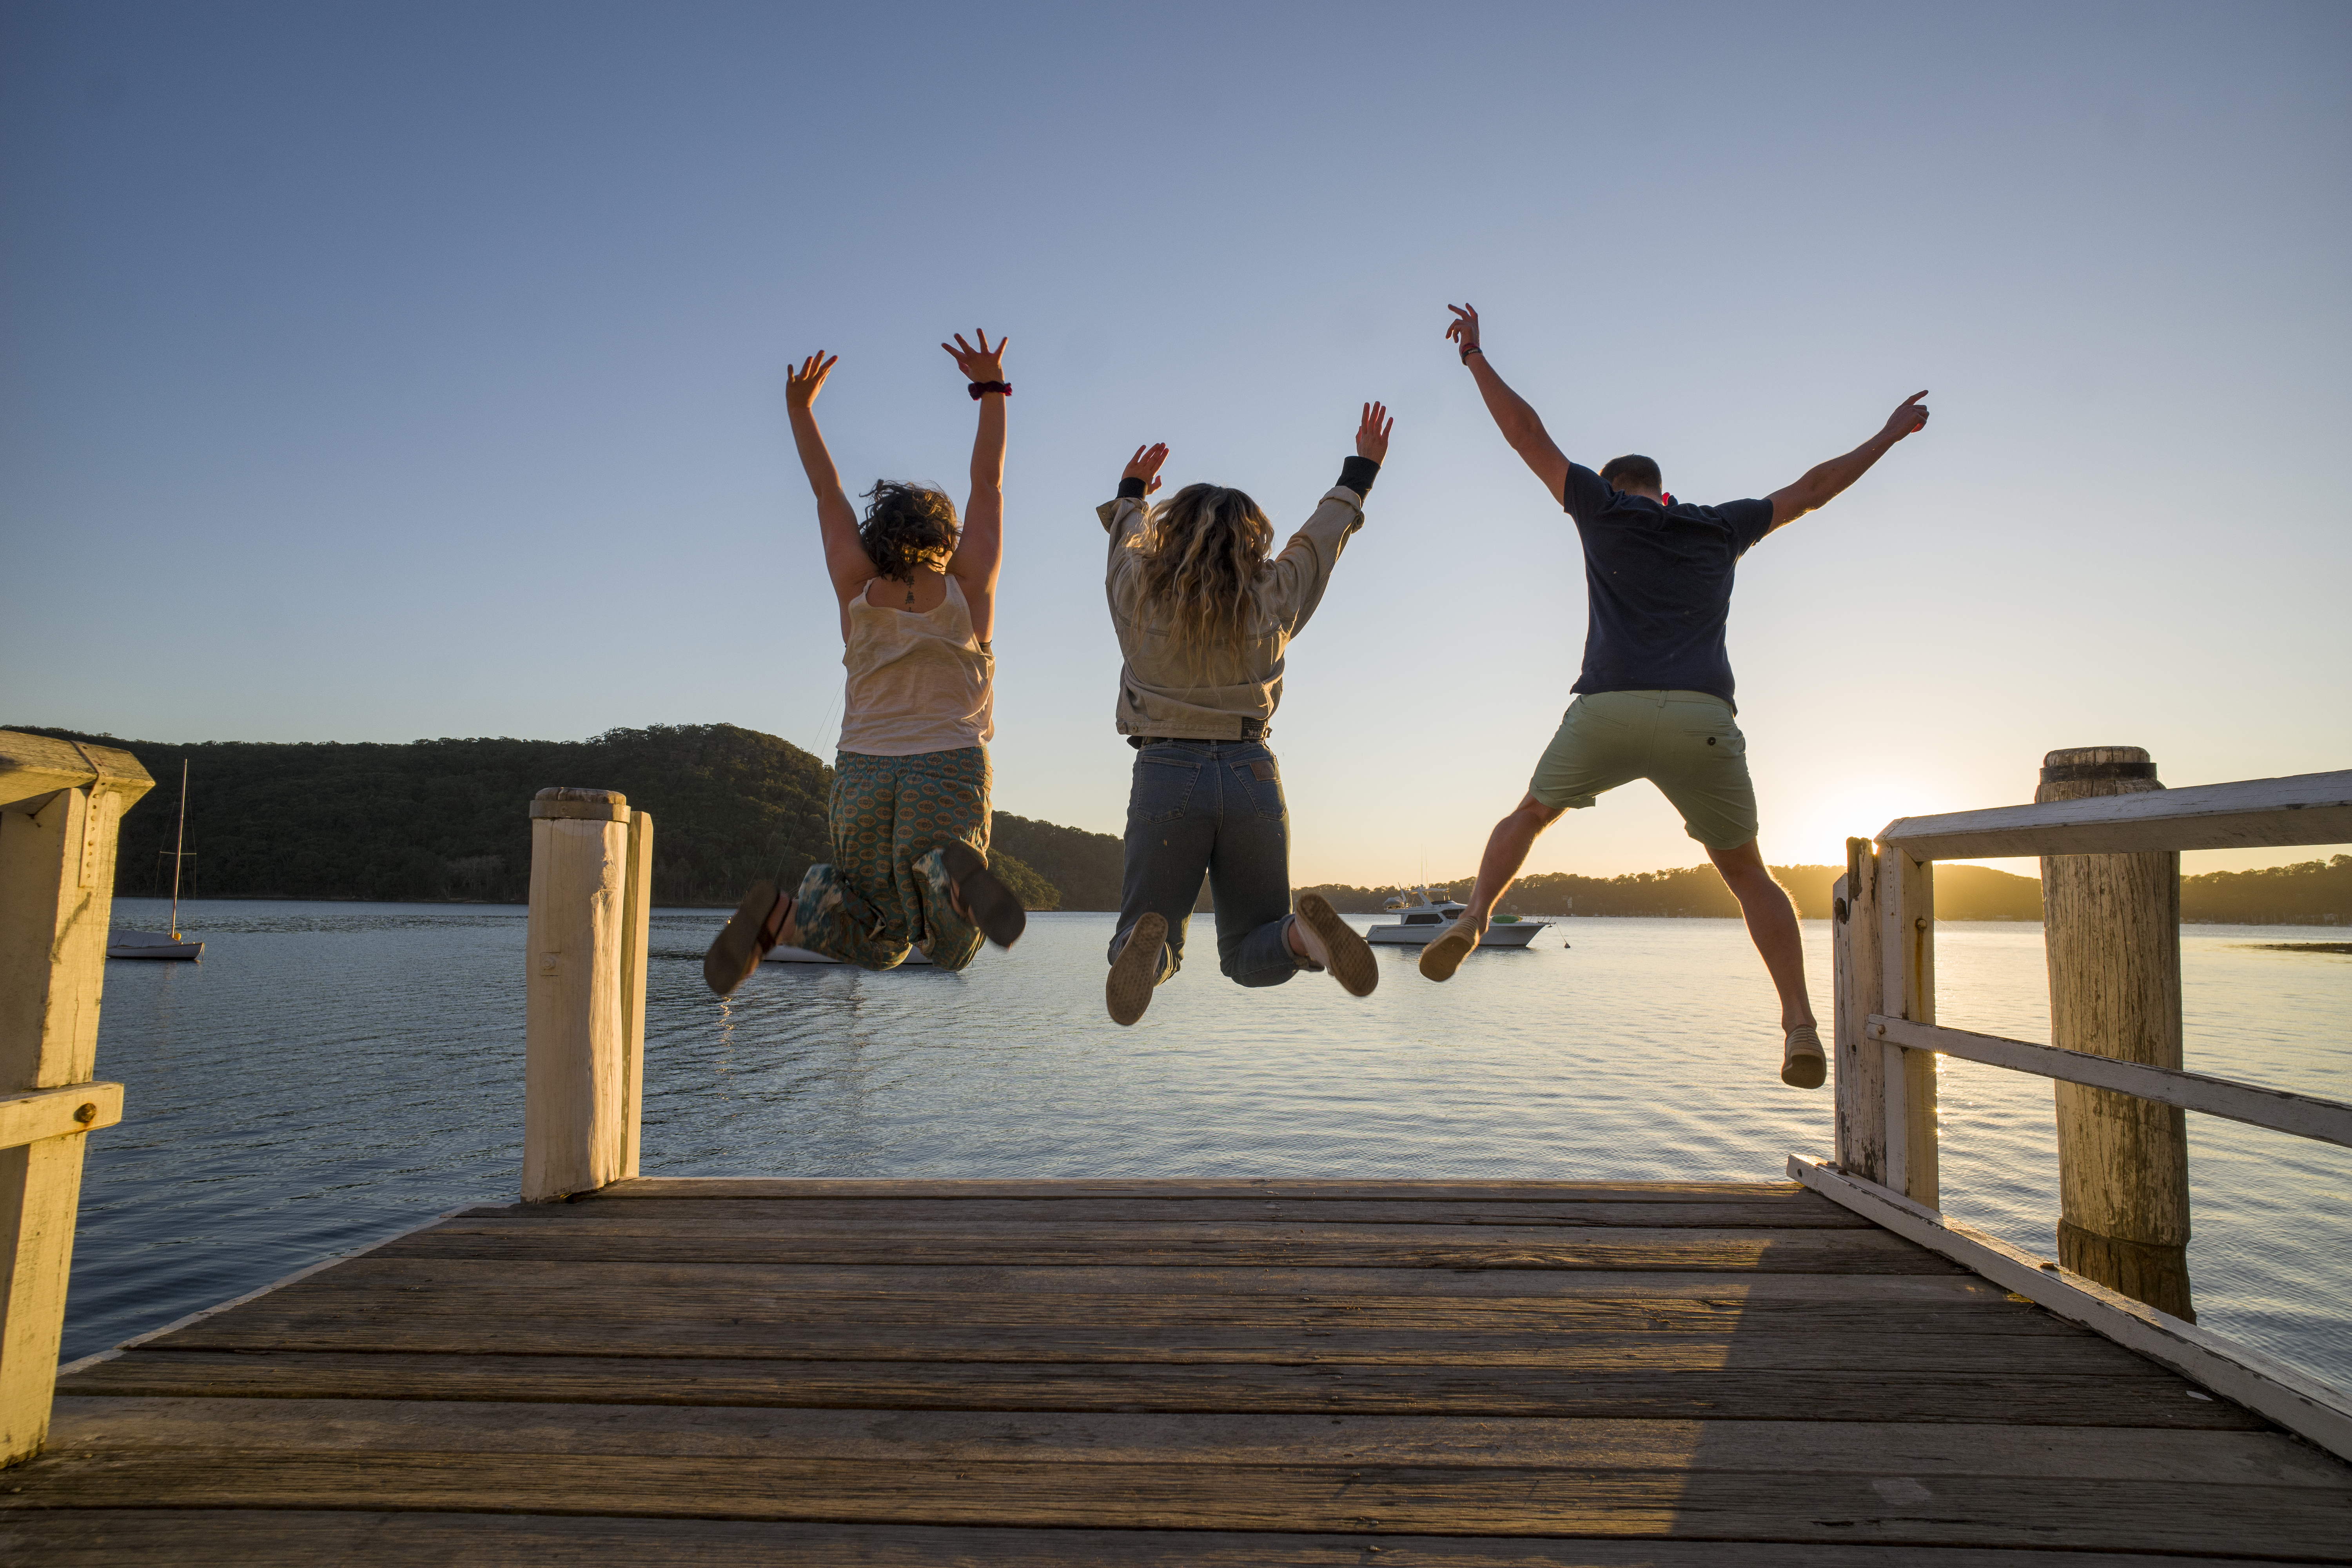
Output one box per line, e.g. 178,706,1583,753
10,1177,2350,1562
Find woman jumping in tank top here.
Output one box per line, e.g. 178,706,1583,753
703,332,1025,994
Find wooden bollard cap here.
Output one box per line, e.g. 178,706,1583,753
530,786,630,822
2040,746,2157,785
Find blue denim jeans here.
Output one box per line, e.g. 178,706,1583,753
1109,739,1301,989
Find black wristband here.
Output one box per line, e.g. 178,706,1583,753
1116,477,1147,500
967,380,1011,400
1338,455,1380,497
1459,345,1483,362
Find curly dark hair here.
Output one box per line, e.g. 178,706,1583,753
858,481,960,582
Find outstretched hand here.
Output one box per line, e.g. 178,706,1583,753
1445,303,1481,357
787,352,838,410
1122,443,1169,494
942,328,1009,385
1356,402,1394,464
1883,390,1930,441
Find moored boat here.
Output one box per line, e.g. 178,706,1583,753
107,929,205,961
1364,886,1552,948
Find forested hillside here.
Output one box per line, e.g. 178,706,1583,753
22,723,1054,909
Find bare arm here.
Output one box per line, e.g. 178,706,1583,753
939,329,1009,642
1764,392,1930,530
784,352,874,608
1447,303,1570,504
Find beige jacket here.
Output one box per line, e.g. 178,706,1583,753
1097,483,1368,740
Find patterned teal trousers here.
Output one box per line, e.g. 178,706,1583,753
794,747,988,972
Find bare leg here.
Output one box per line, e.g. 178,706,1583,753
1705,838,1815,1032
1459,793,1566,933
1420,794,1563,982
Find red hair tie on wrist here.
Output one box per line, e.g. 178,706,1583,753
967,381,1011,400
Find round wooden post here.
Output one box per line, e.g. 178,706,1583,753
2039,746,2193,1319
524,787,633,1203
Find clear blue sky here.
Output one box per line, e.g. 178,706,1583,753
4,1,2345,882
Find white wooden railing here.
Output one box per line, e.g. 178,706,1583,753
1795,759,2352,1461
0,731,147,1467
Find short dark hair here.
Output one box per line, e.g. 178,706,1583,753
858,481,960,581
1599,454,1663,492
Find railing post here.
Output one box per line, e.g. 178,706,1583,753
2038,746,2192,1319
1877,842,1939,1207
1833,838,1889,1183
0,731,149,1466
524,788,652,1202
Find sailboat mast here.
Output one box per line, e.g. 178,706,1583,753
170,758,188,939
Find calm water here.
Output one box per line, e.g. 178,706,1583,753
71,897,2352,1394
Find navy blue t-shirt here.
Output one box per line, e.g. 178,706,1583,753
1562,464,1775,709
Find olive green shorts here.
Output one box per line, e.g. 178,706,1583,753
1527,689,1759,850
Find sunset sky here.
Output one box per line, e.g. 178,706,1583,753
4,1,2345,885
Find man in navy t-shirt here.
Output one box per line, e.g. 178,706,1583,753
1419,303,1931,1091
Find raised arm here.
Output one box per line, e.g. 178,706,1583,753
940,330,1008,642
1447,304,1570,504
1763,392,1931,530
785,352,875,606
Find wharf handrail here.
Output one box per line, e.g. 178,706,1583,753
1877,768,2352,859
1866,1014,2352,1149
1818,753,2351,1463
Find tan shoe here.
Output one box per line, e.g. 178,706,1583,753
1782,1025,1826,1089
1416,917,1482,982
1106,912,1169,1026
1292,893,1377,998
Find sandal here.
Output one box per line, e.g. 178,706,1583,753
940,841,1026,949
1293,892,1378,997
703,880,790,997
1782,1024,1827,1089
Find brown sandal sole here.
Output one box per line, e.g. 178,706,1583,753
1417,920,1481,982
1106,911,1168,1027
940,841,1026,949
703,880,784,997
1296,892,1377,998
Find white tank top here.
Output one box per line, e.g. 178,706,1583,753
836,576,995,756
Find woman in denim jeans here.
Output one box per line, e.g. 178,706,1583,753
1094,403,1394,1025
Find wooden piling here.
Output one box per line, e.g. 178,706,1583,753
2039,745,2193,1320
1832,838,1888,1184
523,788,652,1203
0,731,148,1465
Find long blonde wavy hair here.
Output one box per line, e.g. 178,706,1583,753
1134,483,1275,660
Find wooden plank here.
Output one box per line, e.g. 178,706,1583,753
0,1511,2267,1567
5,1449,2342,1553
0,730,152,813
1871,1014,2352,1149
149,1310,2150,1373
46,1399,2350,1485
0,1081,122,1152
1877,767,2352,858
58,1350,2264,1428
109,1258,2023,1305
1790,1155,2352,1463
452,1196,1877,1230
588,1177,1813,1202
365,1225,1962,1274
618,807,652,1182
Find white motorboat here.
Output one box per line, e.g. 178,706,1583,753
763,944,933,966
107,929,204,961
112,758,202,961
1364,886,1552,948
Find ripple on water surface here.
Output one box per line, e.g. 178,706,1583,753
75,898,2352,1392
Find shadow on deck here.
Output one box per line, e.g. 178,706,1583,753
6,1178,2348,1563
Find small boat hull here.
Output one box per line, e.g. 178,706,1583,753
762,944,934,966
1365,920,1546,948
108,932,204,961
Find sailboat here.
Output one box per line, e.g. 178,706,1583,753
109,759,204,961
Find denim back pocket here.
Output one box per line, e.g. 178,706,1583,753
1129,751,1202,825
1231,755,1287,819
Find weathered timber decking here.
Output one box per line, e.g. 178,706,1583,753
7,1179,2350,1563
